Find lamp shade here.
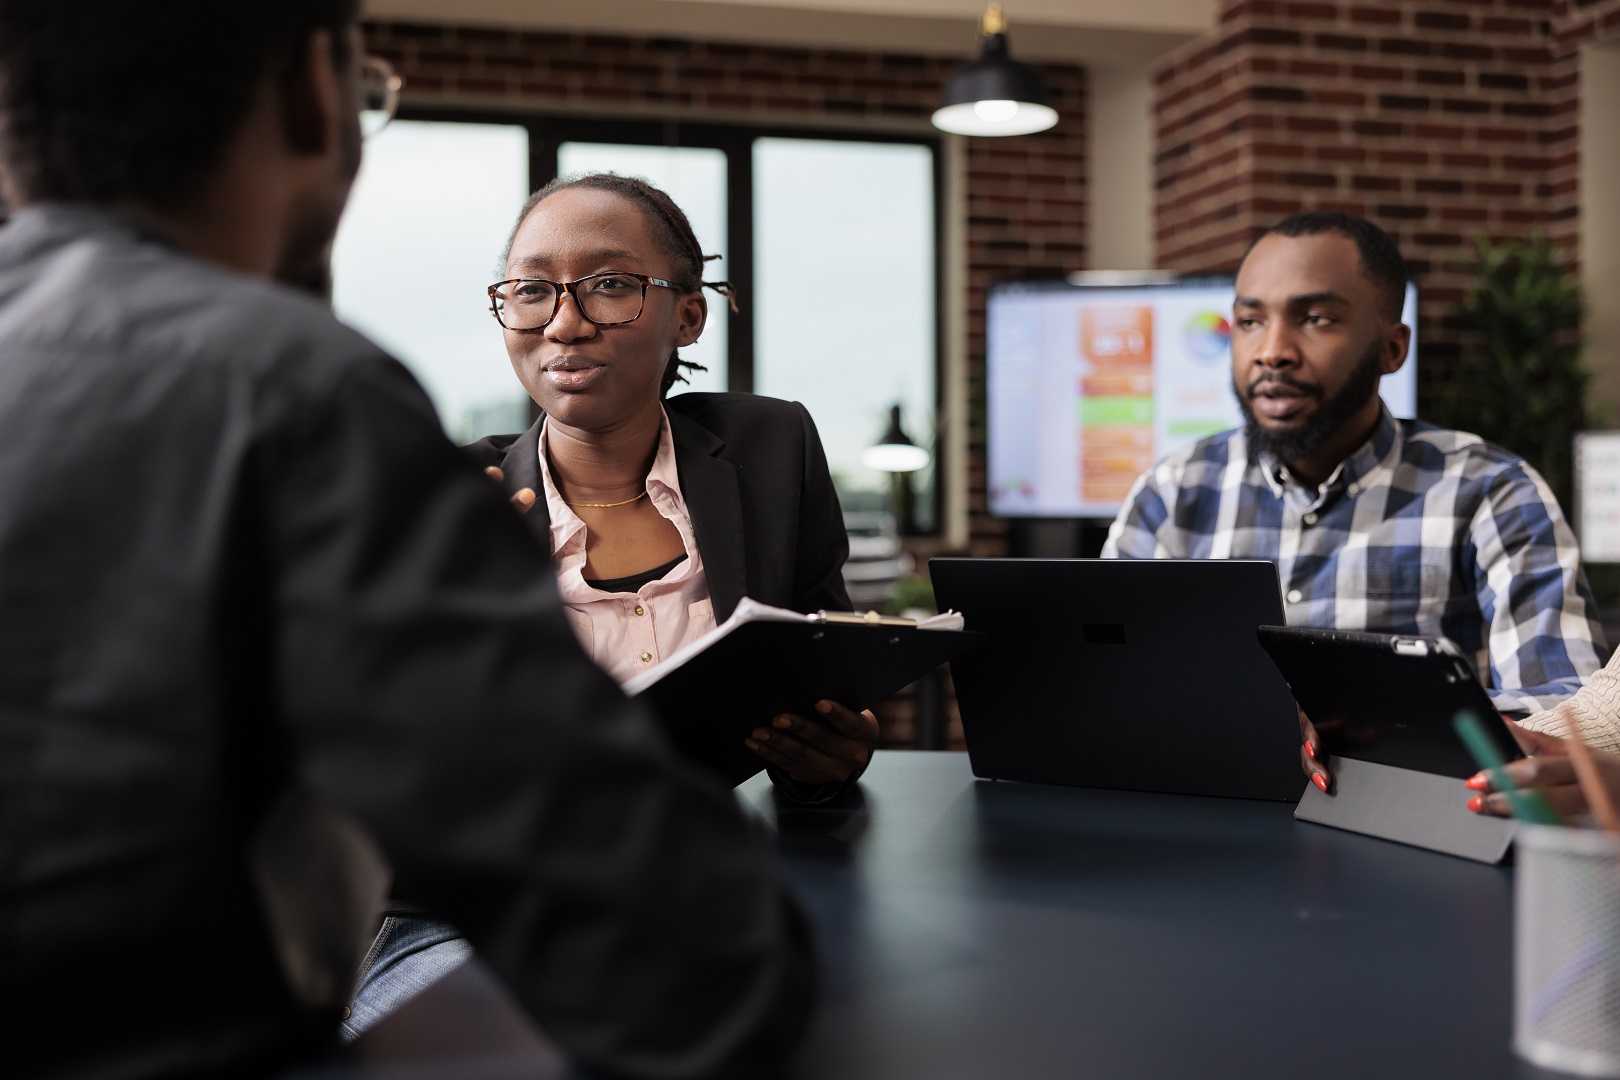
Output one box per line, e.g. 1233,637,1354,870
862,405,931,473
931,22,1057,137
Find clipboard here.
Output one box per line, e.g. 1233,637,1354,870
625,600,985,786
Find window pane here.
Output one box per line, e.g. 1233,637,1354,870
332,120,532,442
556,143,728,396
753,138,936,530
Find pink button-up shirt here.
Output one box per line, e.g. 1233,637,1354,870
539,409,717,684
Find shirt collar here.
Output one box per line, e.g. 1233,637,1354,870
537,405,686,551
10,201,181,252
1255,404,1401,500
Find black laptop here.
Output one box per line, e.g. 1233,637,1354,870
930,558,1305,801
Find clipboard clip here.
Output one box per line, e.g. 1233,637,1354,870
813,609,918,627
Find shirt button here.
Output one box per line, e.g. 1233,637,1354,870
633,605,645,616
1287,589,1303,604
1302,512,1318,526
640,651,652,663
1348,482,1360,496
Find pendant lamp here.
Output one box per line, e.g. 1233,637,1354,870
931,4,1058,137
862,404,931,474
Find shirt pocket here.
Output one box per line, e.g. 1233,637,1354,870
687,597,717,638
563,608,594,654
1363,547,1423,600
1352,550,1453,628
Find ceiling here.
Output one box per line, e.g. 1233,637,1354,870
365,0,1213,69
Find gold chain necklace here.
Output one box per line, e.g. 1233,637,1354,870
565,490,649,509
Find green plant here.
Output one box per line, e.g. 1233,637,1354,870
1438,234,1589,517
884,574,937,616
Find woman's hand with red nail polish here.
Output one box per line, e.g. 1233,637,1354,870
1467,720,1620,819
1298,707,1332,794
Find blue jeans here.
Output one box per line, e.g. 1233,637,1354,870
342,915,472,1041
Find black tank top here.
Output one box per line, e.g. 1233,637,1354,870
582,552,688,595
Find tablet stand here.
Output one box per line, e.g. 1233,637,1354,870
1295,755,1517,864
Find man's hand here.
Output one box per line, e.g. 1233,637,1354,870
746,700,878,785
1467,721,1620,819
1299,706,1331,793
484,466,536,514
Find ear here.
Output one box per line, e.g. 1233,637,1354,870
672,290,708,349
280,29,345,158
1380,321,1411,376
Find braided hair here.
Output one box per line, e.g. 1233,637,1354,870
501,173,739,396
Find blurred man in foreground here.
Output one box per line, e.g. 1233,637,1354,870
0,3,812,1077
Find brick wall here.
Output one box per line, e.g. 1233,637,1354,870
1153,0,1620,407
363,21,1088,558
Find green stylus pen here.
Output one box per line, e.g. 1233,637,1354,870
1452,710,1561,825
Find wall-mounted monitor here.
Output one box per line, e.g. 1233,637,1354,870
986,276,1419,519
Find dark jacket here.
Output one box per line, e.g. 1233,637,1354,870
0,205,813,1080
465,393,853,623
470,396,857,801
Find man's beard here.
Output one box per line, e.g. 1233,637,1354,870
1234,339,1384,464
275,110,363,300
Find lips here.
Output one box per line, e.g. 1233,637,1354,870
542,357,605,392
1248,379,1318,422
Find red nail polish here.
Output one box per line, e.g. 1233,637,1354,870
1467,795,1483,813
1305,741,1316,761
1312,772,1328,792
1465,773,1489,791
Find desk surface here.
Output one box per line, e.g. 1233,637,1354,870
352,750,1564,1080
738,750,1550,1080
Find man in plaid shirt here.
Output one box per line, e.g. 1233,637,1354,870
1103,213,1606,759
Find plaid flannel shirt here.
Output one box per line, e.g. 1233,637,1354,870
1101,408,1607,715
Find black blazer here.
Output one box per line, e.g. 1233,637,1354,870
466,392,853,622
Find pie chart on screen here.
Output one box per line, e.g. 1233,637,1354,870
1183,312,1231,362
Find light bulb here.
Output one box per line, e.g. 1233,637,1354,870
973,99,1019,123
862,443,932,473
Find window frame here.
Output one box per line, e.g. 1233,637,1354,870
391,104,946,534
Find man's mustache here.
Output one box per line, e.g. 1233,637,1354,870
1246,374,1324,401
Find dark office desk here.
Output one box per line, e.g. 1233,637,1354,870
349,750,1569,1079
739,751,1556,1080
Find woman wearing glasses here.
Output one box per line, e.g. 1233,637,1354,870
343,175,876,1038
474,172,875,783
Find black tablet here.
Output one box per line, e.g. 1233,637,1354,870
1256,625,1524,778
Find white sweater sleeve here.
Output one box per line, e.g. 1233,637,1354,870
1519,646,1620,754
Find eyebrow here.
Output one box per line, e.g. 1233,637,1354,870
1234,290,1350,309
509,249,641,272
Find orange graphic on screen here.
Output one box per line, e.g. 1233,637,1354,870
1077,305,1155,504
1080,373,1152,397
1080,306,1153,367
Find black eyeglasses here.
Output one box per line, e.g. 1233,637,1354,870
360,56,403,139
487,272,679,332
